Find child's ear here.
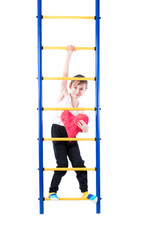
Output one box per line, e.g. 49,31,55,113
69,83,71,89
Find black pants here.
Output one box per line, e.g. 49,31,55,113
49,124,88,193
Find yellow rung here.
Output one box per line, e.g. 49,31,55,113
43,138,96,141
42,46,95,50
45,197,89,201
42,16,95,20
43,107,96,111
42,77,95,81
44,168,96,171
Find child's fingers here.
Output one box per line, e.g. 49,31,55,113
67,45,76,52
66,45,72,50
79,120,86,125
77,122,83,129
77,122,81,126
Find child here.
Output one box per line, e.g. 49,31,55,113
48,45,97,203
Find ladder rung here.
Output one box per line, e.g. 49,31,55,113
42,77,95,81
42,107,96,111
44,168,96,171
45,197,89,201
42,16,95,20
43,138,96,141
42,46,96,50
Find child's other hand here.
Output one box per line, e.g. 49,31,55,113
67,45,76,53
77,120,89,133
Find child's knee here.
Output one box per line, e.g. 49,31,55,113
55,165,68,176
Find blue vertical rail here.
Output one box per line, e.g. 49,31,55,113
37,0,44,214
95,0,101,213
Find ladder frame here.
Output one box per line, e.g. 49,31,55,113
95,0,101,214
37,0,100,214
37,0,44,214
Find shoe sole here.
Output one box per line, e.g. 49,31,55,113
50,198,59,201
92,197,98,204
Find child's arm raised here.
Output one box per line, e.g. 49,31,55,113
59,45,76,102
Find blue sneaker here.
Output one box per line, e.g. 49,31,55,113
82,191,98,204
48,192,59,201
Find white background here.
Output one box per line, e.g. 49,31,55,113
0,0,146,239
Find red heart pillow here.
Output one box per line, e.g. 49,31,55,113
61,110,89,139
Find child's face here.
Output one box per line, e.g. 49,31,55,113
69,82,87,99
